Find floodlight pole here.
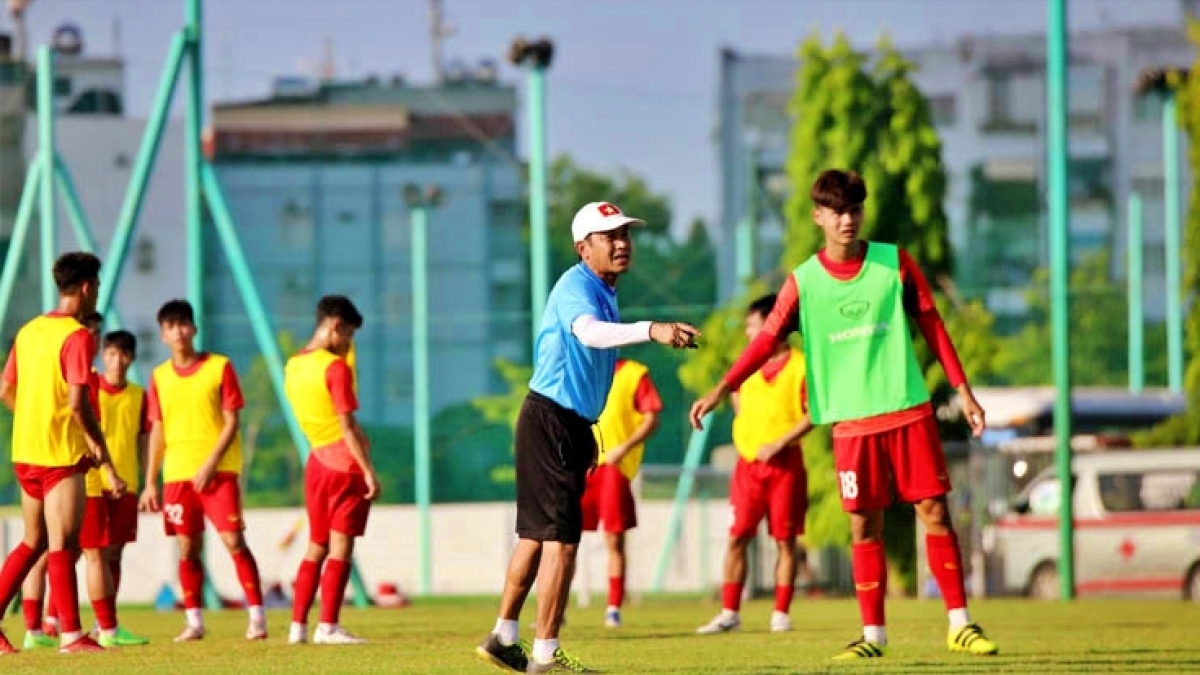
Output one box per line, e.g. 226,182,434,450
1047,0,1075,601
36,46,55,312
1127,193,1144,394
509,38,553,347
403,184,441,597
1161,91,1184,393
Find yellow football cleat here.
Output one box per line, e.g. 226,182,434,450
832,638,887,660
948,623,998,655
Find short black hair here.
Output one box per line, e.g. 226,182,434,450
156,299,195,326
810,169,868,212
53,252,101,293
748,294,777,319
103,330,137,357
316,295,364,329
82,312,103,329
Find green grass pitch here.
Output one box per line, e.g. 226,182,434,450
4,596,1199,673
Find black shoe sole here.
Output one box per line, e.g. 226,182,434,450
476,645,525,672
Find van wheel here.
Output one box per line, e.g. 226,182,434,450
1186,564,1200,601
1028,561,1058,600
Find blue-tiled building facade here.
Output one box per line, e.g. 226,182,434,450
206,75,527,426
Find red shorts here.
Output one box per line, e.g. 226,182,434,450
14,461,88,500
833,413,951,512
581,464,637,533
305,456,370,544
729,447,807,540
108,493,139,545
162,472,245,537
79,496,113,549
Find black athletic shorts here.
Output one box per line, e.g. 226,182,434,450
514,391,597,544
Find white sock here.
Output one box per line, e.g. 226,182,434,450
290,621,306,633
720,608,739,620
27,629,44,638
60,630,82,646
185,608,204,629
493,618,519,646
317,622,336,634
605,605,619,613
948,608,971,631
248,605,265,624
45,617,58,627
100,626,118,638
863,625,887,645
532,638,559,664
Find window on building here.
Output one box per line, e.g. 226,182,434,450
278,273,312,320
135,237,155,274
984,71,1040,132
929,94,957,127
1134,92,1165,123
1068,64,1106,131
67,89,123,115
384,289,408,326
278,198,314,250
382,205,409,252
387,368,412,401
136,328,158,363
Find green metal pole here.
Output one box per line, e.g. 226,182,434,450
1127,193,1144,394
527,64,549,345
651,415,711,592
736,146,759,288
1047,0,1075,601
97,30,187,316
54,157,144,385
0,162,42,332
411,204,433,597
185,0,204,346
36,45,56,313
1162,92,1184,393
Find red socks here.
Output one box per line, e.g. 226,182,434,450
47,550,81,634
721,582,743,612
319,558,351,625
179,558,205,610
22,598,41,631
0,543,39,612
774,584,795,613
232,549,264,607
608,576,625,609
852,542,887,627
292,559,321,624
92,596,117,631
926,532,968,611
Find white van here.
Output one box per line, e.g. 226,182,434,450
982,448,1200,600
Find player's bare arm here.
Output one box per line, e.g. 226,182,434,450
338,412,380,500
0,379,13,411
605,411,660,466
70,381,126,498
956,384,986,437
194,408,239,493
140,420,166,512
757,414,814,462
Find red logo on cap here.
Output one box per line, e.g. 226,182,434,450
597,203,620,217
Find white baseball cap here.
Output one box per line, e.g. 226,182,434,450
571,201,645,243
